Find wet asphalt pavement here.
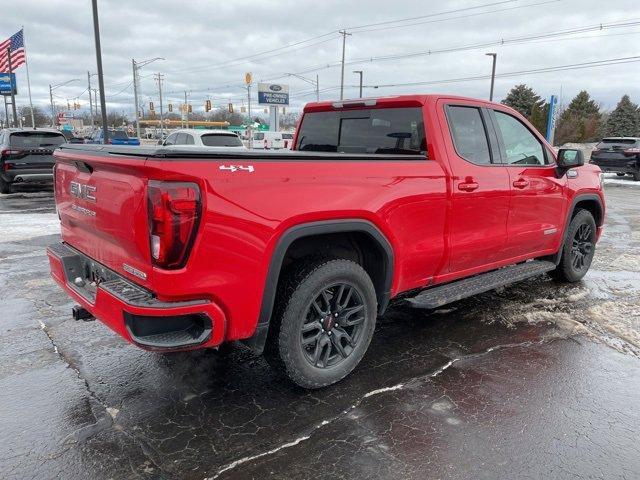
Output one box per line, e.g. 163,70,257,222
1,180,639,480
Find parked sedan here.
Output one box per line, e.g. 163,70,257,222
0,128,66,193
87,129,140,146
161,129,246,149
590,137,640,181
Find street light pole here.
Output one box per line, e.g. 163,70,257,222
353,70,363,98
155,73,164,139
486,53,497,101
285,73,320,102
339,30,351,100
91,0,109,144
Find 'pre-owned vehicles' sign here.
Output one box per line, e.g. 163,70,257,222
0,73,17,95
258,83,289,105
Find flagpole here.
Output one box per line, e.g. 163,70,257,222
21,27,35,128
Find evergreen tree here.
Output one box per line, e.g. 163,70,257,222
501,84,544,118
604,95,639,137
554,91,601,144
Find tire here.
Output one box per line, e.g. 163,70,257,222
633,171,640,182
551,209,597,282
616,172,626,177
264,259,377,389
0,177,11,194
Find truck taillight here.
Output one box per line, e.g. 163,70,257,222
624,147,640,156
147,181,201,269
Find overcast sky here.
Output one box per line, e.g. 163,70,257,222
2,0,639,118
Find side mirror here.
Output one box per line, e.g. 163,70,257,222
557,148,584,169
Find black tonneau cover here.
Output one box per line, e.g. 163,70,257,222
56,143,425,161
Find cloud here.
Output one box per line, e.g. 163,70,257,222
2,0,639,117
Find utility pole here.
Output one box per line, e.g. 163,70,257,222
49,84,55,127
87,71,94,129
132,58,164,138
155,73,164,139
339,30,351,100
91,0,109,144
486,53,497,101
92,88,98,119
353,70,363,98
184,90,188,129
132,59,140,138
247,83,251,123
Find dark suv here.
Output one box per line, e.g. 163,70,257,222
590,137,640,181
0,128,67,193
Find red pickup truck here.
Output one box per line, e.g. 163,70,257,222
48,95,605,388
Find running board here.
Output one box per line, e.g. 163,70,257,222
408,260,556,310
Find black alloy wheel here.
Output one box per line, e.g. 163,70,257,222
300,283,366,369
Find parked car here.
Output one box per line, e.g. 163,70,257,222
0,128,66,193
161,129,246,149
590,137,640,181
48,94,605,388
60,130,85,144
86,129,140,146
252,131,293,150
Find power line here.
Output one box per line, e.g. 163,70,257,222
160,0,550,77
264,18,640,80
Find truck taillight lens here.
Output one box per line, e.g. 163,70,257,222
147,181,201,269
624,147,640,156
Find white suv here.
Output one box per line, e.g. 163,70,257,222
161,129,246,149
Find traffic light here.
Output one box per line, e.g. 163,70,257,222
149,101,154,111
168,103,173,112
282,107,286,114
67,101,71,110
188,104,193,113
241,106,246,113
228,103,234,113
205,99,211,112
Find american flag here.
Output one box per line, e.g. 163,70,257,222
0,29,26,72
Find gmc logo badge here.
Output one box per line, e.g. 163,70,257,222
69,181,97,202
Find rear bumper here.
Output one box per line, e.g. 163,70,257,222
47,242,226,351
2,169,53,183
590,158,639,174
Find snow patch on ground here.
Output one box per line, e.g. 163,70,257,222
588,301,640,349
603,173,640,187
0,213,60,243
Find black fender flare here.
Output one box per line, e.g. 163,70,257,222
243,219,394,354
548,193,604,265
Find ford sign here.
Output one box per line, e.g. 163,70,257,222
258,83,289,106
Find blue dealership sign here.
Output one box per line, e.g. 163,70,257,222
258,83,289,105
0,73,17,95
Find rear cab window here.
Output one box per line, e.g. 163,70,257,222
201,134,243,147
296,107,426,156
10,131,66,149
445,106,493,165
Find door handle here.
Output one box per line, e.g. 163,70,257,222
458,181,479,192
512,178,529,189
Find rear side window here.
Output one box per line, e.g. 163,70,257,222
596,138,639,149
282,133,294,139
10,131,66,148
176,133,188,145
185,134,195,145
201,133,243,147
494,111,547,166
446,106,492,165
296,107,426,155
254,133,265,141
111,130,128,140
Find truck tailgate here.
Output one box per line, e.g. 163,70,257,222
54,149,153,286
